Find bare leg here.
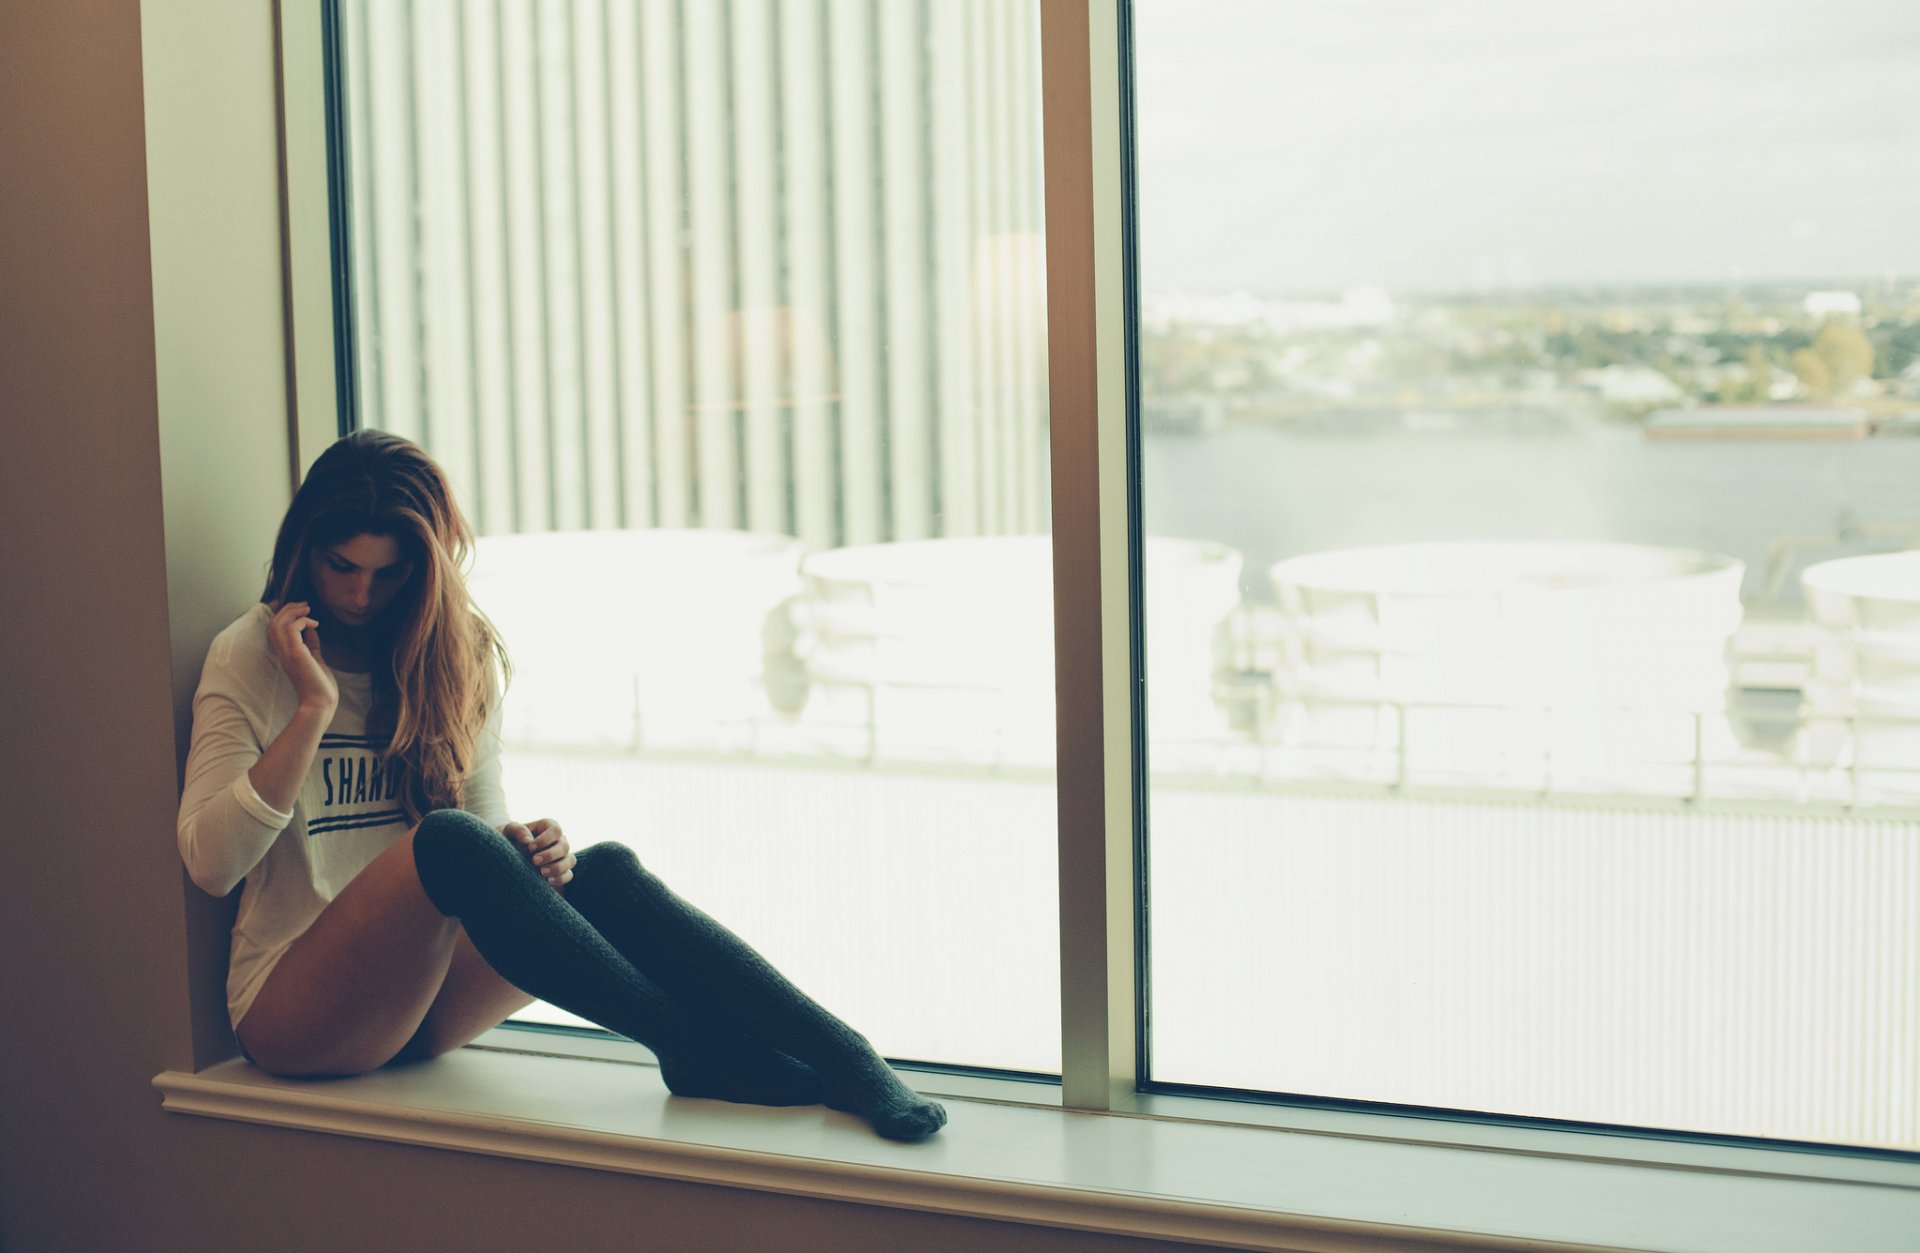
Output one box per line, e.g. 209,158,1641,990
237,824,463,1076
394,927,536,1061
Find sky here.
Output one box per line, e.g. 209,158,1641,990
1131,0,1920,295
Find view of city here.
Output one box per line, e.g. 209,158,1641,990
1138,279,1920,766
1135,0,1920,1145
1143,280,1920,439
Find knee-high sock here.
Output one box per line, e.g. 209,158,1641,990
565,840,946,1142
410,809,821,1106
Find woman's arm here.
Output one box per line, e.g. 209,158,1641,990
247,600,338,811
244,702,333,813
177,689,299,896
462,689,511,831
463,679,575,887
177,603,339,896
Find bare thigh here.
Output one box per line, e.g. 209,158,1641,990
394,926,535,1061
238,824,464,1076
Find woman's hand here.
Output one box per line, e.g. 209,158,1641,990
504,818,574,888
267,600,338,714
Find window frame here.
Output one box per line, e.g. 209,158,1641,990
294,0,1145,1099
283,0,354,472
276,0,1920,1175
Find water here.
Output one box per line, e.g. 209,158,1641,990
1142,426,1920,608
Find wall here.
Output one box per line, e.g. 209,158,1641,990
0,2,1200,1249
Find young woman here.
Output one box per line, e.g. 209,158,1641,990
176,430,945,1142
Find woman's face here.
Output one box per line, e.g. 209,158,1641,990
308,532,415,628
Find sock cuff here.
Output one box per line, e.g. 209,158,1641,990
412,808,518,917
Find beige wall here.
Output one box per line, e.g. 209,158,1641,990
0,2,1201,1249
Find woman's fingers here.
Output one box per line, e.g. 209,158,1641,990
524,819,562,856
541,847,576,885
271,601,320,655
267,601,336,710
523,819,572,884
268,602,297,648
501,819,570,885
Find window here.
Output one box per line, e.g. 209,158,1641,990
329,0,1920,1155
337,0,1057,1074
1136,0,1920,1150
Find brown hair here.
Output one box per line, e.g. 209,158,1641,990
263,430,509,822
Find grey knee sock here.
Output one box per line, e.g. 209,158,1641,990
410,809,822,1107
565,840,946,1142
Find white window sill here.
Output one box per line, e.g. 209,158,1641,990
154,1039,1920,1252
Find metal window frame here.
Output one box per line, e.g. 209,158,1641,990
285,0,1148,1112
1038,0,1143,1112
279,0,354,481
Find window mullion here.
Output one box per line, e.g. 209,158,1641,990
279,0,352,474
1040,0,1138,1113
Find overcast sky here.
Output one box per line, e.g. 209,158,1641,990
1132,0,1920,295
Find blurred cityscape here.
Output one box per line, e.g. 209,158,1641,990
1141,279,1920,437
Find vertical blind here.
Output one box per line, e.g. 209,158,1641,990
343,0,1050,547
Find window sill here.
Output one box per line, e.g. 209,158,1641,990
154,1045,1920,1253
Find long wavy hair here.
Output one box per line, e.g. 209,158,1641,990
263,430,509,823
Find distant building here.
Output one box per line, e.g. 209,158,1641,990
1142,287,1396,334
1644,405,1868,440
1869,411,1920,437
345,0,1050,548
1803,290,1863,318
1575,364,1685,405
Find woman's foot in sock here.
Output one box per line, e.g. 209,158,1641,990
824,1063,948,1142
657,1041,824,1107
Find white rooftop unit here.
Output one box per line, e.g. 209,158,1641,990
1267,541,1745,792
1798,550,1920,801
793,535,1242,763
470,529,805,750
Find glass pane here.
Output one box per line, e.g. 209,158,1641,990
340,0,1056,1073
1136,0,1920,1148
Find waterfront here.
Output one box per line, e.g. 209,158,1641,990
1142,424,1920,610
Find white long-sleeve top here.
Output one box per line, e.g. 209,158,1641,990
177,603,510,1029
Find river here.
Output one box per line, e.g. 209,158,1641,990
1141,424,1920,608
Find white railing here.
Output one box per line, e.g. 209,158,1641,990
1145,784,1920,1151
499,745,1920,1150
